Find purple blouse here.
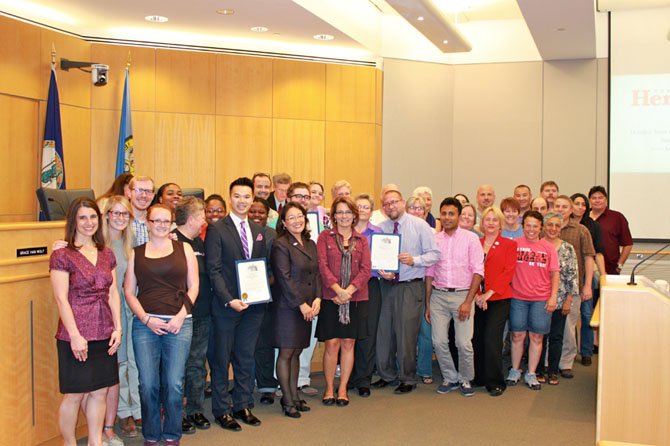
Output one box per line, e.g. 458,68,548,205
50,247,117,342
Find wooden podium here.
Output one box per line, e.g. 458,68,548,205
593,275,670,446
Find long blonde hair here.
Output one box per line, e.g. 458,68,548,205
100,195,134,259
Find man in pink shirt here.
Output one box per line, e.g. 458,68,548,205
425,197,484,397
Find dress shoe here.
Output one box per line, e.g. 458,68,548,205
233,408,261,426
260,392,275,405
336,398,349,406
560,369,574,379
322,396,336,406
294,399,311,412
581,356,592,366
181,417,195,434
214,414,241,432
394,383,416,394
488,387,505,397
281,404,301,419
371,379,390,389
358,387,371,397
120,417,138,438
188,413,211,430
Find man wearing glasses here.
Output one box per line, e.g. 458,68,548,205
372,186,440,394
125,175,156,247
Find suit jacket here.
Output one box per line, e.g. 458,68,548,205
479,234,517,302
205,215,268,315
271,233,322,310
267,191,284,212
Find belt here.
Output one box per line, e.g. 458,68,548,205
433,286,469,293
397,278,423,284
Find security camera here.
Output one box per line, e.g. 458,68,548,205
91,64,109,86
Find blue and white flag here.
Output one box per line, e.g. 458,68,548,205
116,68,135,176
40,67,66,189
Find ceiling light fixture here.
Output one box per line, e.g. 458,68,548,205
216,8,235,15
313,34,335,41
145,15,168,23
443,39,449,44
417,16,425,21
251,26,269,32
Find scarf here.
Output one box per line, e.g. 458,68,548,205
334,232,356,325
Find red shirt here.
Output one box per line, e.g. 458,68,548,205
594,208,633,274
511,237,559,301
479,235,517,301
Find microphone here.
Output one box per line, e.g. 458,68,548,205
628,241,670,286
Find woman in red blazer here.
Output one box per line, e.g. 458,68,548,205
472,206,517,397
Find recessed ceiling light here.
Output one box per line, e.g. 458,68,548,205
557,27,566,32
251,26,269,32
216,8,235,15
313,34,335,41
417,16,425,21
443,39,449,44
145,15,168,23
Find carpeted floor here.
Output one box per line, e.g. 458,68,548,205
87,356,597,446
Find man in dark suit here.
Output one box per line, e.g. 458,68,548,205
267,173,291,213
205,177,269,432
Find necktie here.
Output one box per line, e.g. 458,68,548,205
393,221,400,282
277,202,283,215
240,221,250,259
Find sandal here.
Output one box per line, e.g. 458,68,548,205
421,376,433,385
548,373,559,385
536,372,546,384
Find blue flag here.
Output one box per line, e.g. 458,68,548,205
40,67,66,189
116,68,135,176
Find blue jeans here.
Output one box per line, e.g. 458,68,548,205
133,317,192,442
417,303,433,377
580,298,595,357
184,315,210,415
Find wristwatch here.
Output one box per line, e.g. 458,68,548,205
616,263,624,270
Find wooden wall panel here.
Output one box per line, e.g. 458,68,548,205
90,45,156,112
40,29,90,107
59,105,91,189
324,122,377,203
132,111,157,181
272,119,325,184
0,95,38,220
155,50,215,115
216,54,272,118
273,60,325,120
90,109,120,196
215,116,273,195
375,124,383,201
325,64,376,123
375,69,383,126
154,114,216,195
0,16,41,100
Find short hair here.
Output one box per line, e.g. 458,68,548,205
152,182,181,206
541,180,559,192
412,186,433,197
330,196,359,227
272,173,292,186
439,197,463,215
288,182,310,197
454,193,470,203
588,185,608,199
406,195,427,214
514,184,531,194
479,206,504,233
309,181,324,193
544,211,563,225
205,194,227,210
530,196,548,209
229,177,254,193
252,197,271,213
355,193,375,211
461,202,477,216
128,175,154,191
276,202,311,239
101,195,134,258
64,197,105,251
522,210,545,226
175,196,205,226
331,180,352,197
252,172,271,184
147,203,173,220
500,197,521,213
555,194,573,206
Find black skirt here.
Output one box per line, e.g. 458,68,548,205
57,339,119,394
273,307,313,349
316,299,369,341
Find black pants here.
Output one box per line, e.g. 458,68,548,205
539,310,567,374
473,299,510,390
350,278,382,388
254,303,278,392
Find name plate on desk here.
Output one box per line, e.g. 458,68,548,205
16,246,47,258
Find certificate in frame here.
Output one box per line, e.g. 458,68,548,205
370,233,401,273
306,211,321,242
235,258,272,305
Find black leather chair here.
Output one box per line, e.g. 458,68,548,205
36,188,96,221
181,188,205,200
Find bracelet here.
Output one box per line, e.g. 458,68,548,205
143,315,151,325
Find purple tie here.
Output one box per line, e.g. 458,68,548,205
393,221,399,282
240,221,250,259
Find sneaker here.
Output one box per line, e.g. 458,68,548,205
436,382,459,394
102,434,124,446
459,381,475,397
524,372,541,390
298,385,318,396
506,368,522,386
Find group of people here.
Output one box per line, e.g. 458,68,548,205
50,171,633,446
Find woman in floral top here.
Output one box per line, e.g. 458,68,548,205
538,212,578,385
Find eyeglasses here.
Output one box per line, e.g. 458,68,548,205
149,219,172,226
285,214,305,222
357,205,371,210
133,188,155,196
335,210,353,216
408,206,425,211
206,208,225,214
108,211,130,218
289,194,310,201
383,199,401,208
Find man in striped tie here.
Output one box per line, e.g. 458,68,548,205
205,177,270,432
